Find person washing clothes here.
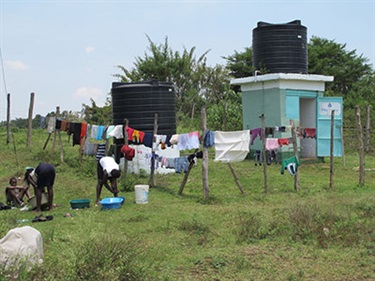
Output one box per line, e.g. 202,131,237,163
25,163,55,212
96,156,121,204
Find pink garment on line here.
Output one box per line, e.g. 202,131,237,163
265,138,279,151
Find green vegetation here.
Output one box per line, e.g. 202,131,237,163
0,128,374,280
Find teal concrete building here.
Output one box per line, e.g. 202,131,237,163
230,73,343,160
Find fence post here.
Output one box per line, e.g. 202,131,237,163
201,107,209,199
6,93,10,144
27,92,35,147
355,106,365,186
260,114,268,193
290,120,300,191
330,110,335,189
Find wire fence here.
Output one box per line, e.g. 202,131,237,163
342,105,374,156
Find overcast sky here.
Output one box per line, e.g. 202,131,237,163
1,0,374,120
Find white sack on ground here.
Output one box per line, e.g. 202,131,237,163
0,226,43,270
214,130,250,162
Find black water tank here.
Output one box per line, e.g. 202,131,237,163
111,80,176,136
252,20,308,74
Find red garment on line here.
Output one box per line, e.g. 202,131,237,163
121,145,135,161
278,138,289,146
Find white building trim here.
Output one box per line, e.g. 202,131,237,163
230,73,334,92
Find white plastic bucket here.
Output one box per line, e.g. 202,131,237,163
134,185,149,204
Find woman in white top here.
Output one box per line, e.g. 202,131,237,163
96,156,121,204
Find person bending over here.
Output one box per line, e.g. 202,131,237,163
25,163,55,212
96,156,121,204
5,177,31,207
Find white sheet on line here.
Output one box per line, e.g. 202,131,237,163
214,130,250,162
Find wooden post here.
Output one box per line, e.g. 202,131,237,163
123,119,129,179
148,113,158,188
290,120,300,191
365,105,371,153
26,92,35,147
341,125,346,167
6,93,10,144
55,106,64,163
330,110,335,189
52,107,58,153
227,162,246,195
79,123,85,162
58,130,64,162
355,106,365,186
260,114,268,193
201,107,209,199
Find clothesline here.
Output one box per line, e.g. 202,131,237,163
44,116,303,176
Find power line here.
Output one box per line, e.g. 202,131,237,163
0,48,6,94
0,47,8,121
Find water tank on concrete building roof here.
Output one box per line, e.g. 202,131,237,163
252,20,308,74
111,80,176,136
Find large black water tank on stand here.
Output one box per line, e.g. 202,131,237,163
252,20,308,74
111,80,176,135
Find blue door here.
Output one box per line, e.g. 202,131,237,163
316,97,343,157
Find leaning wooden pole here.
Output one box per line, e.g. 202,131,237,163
355,106,365,186
178,161,195,195
329,110,335,189
43,133,52,150
201,107,209,199
179,108,210,196
148,113,158,188
6,93,10,144
227,162,246,195
26,92,35,147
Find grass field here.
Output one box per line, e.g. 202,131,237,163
0,127,374,280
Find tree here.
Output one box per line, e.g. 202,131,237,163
308,36,374,96
82,97,112,125
222,47,255,78
114,35,213,124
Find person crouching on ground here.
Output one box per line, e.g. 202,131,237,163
25,163,55,212
5,176,31,207
96,156,121,204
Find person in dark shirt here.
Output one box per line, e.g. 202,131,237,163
25,163,55,212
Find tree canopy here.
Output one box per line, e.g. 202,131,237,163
114,35,243,131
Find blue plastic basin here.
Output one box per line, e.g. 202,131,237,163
100,197,124,210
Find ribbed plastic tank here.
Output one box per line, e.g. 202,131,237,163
111,80,176,136
252,20,308,74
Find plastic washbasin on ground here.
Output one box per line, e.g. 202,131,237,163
70,199,91,209
100,197,124,210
